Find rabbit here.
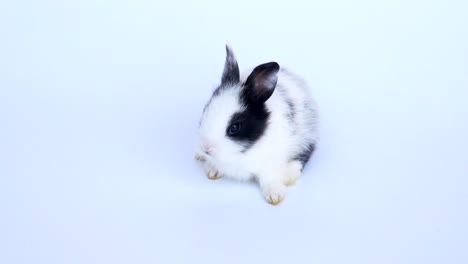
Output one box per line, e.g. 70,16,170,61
195,43,319,205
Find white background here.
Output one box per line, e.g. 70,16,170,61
1,0,467,263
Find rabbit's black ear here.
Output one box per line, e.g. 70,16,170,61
243,62,280,104
221,43,240,85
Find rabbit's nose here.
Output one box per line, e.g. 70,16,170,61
202,143,215,155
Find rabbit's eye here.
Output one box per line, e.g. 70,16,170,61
228,122,241,135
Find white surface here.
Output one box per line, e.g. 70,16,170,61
1,1,467,263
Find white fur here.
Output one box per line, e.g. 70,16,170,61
197,64,319,205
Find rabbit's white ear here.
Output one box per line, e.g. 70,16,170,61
221,42,240,85
244,62,280,104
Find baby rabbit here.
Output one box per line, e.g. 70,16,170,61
196,44,318,205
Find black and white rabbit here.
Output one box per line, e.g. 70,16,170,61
196,44,319,205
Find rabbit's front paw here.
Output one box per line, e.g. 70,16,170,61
195,153,206,162
204,164,222,180
262,184,286,205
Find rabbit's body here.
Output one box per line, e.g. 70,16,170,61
196,44,318,205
